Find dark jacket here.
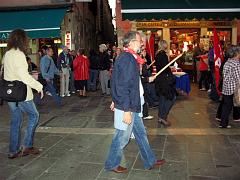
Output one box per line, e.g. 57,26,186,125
98,52,110,71
89,54,99,70
57,51,71,70
155,50,176,100
111,52,141,112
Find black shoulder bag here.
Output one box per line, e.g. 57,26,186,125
0,65,27,106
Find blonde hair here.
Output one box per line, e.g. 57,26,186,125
99,44,107,52
158,40,168,51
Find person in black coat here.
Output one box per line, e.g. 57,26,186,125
155,40,176,126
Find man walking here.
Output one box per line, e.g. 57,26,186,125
40,47,62,106
105,31,165,173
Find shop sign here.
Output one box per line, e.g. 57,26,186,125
65,31,71,50
0,32,10,40
172,21,200,27
136,22,163,28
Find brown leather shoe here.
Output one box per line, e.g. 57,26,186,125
22,147,41,155
112,166,128,173
8,151,29,159
149,159,166,170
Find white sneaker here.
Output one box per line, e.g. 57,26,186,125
60,95,65,97
66,93,71,97
219,125,231,128
234,119,240,122
143,115,154,120
46,91,52,96
71,91,75,94
130,133,135,139
199,88,206,91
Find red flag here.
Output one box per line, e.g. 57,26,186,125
213,27,224,95
149,33,155,62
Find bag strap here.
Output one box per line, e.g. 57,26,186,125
46,59,52,73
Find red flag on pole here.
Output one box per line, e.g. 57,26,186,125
149,33,155,62
213,27,224,95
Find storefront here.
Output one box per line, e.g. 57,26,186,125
0,7,67,66
118,0,240,80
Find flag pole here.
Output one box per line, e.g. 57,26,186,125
154,53,183,78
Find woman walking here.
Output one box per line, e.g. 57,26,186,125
3,29,43,159
155,40,176,127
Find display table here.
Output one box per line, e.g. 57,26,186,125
173,72,191,94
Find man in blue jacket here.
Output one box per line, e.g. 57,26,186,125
40,47,62,106
105,31,166,173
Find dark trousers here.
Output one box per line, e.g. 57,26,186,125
158,95,176,120
143,103,148,117
220,95,234,127
75,80,87,90
217,99,240,120
199,70,209,89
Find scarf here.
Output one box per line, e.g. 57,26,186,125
124,48,145,65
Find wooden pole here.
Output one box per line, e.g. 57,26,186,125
154,53,183,78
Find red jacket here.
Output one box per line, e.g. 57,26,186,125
199,55,208,71
73,55,90,80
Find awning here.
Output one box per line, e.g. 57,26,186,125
121,0,240,20
0,8,67,40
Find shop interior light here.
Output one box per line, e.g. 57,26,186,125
0,43,7,47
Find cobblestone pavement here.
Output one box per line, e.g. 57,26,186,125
0,85,240,180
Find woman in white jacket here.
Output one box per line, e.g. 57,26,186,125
3,29,43,159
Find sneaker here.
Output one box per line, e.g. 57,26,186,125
46,91,52,96
143,115,154,120
199,88,206,91
71,91,75,94
60,95,65,97
219,125,231,128
215,118,221,122
66,93,71,97
130,133,135,139
234,119,240,122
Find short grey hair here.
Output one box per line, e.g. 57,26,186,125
227,45,240,58
158,40,168,51
122,31,140,48
99,44,107,52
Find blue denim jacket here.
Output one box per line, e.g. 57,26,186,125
111,52,141,113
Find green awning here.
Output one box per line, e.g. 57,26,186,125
121,0,240,20
0,8,67,40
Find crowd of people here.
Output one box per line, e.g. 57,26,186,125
1,29,240,175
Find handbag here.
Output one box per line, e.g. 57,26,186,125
0,65,27,105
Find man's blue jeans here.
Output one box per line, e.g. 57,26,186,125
88,69,99,91
46,80,61,106
8,100,39,154
158,95,176,120
105,113,156,170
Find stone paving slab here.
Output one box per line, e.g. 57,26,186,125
1,85,240,179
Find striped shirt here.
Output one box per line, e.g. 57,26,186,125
222,59,240,95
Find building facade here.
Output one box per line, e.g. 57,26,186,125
0,0,114,65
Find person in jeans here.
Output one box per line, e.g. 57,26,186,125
105,31,165,173
88,49,99,91
3,29,43,159
40,47,62,106
58,45,71,97
98,44,111,95
155,40,176,127
220,45,240,128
